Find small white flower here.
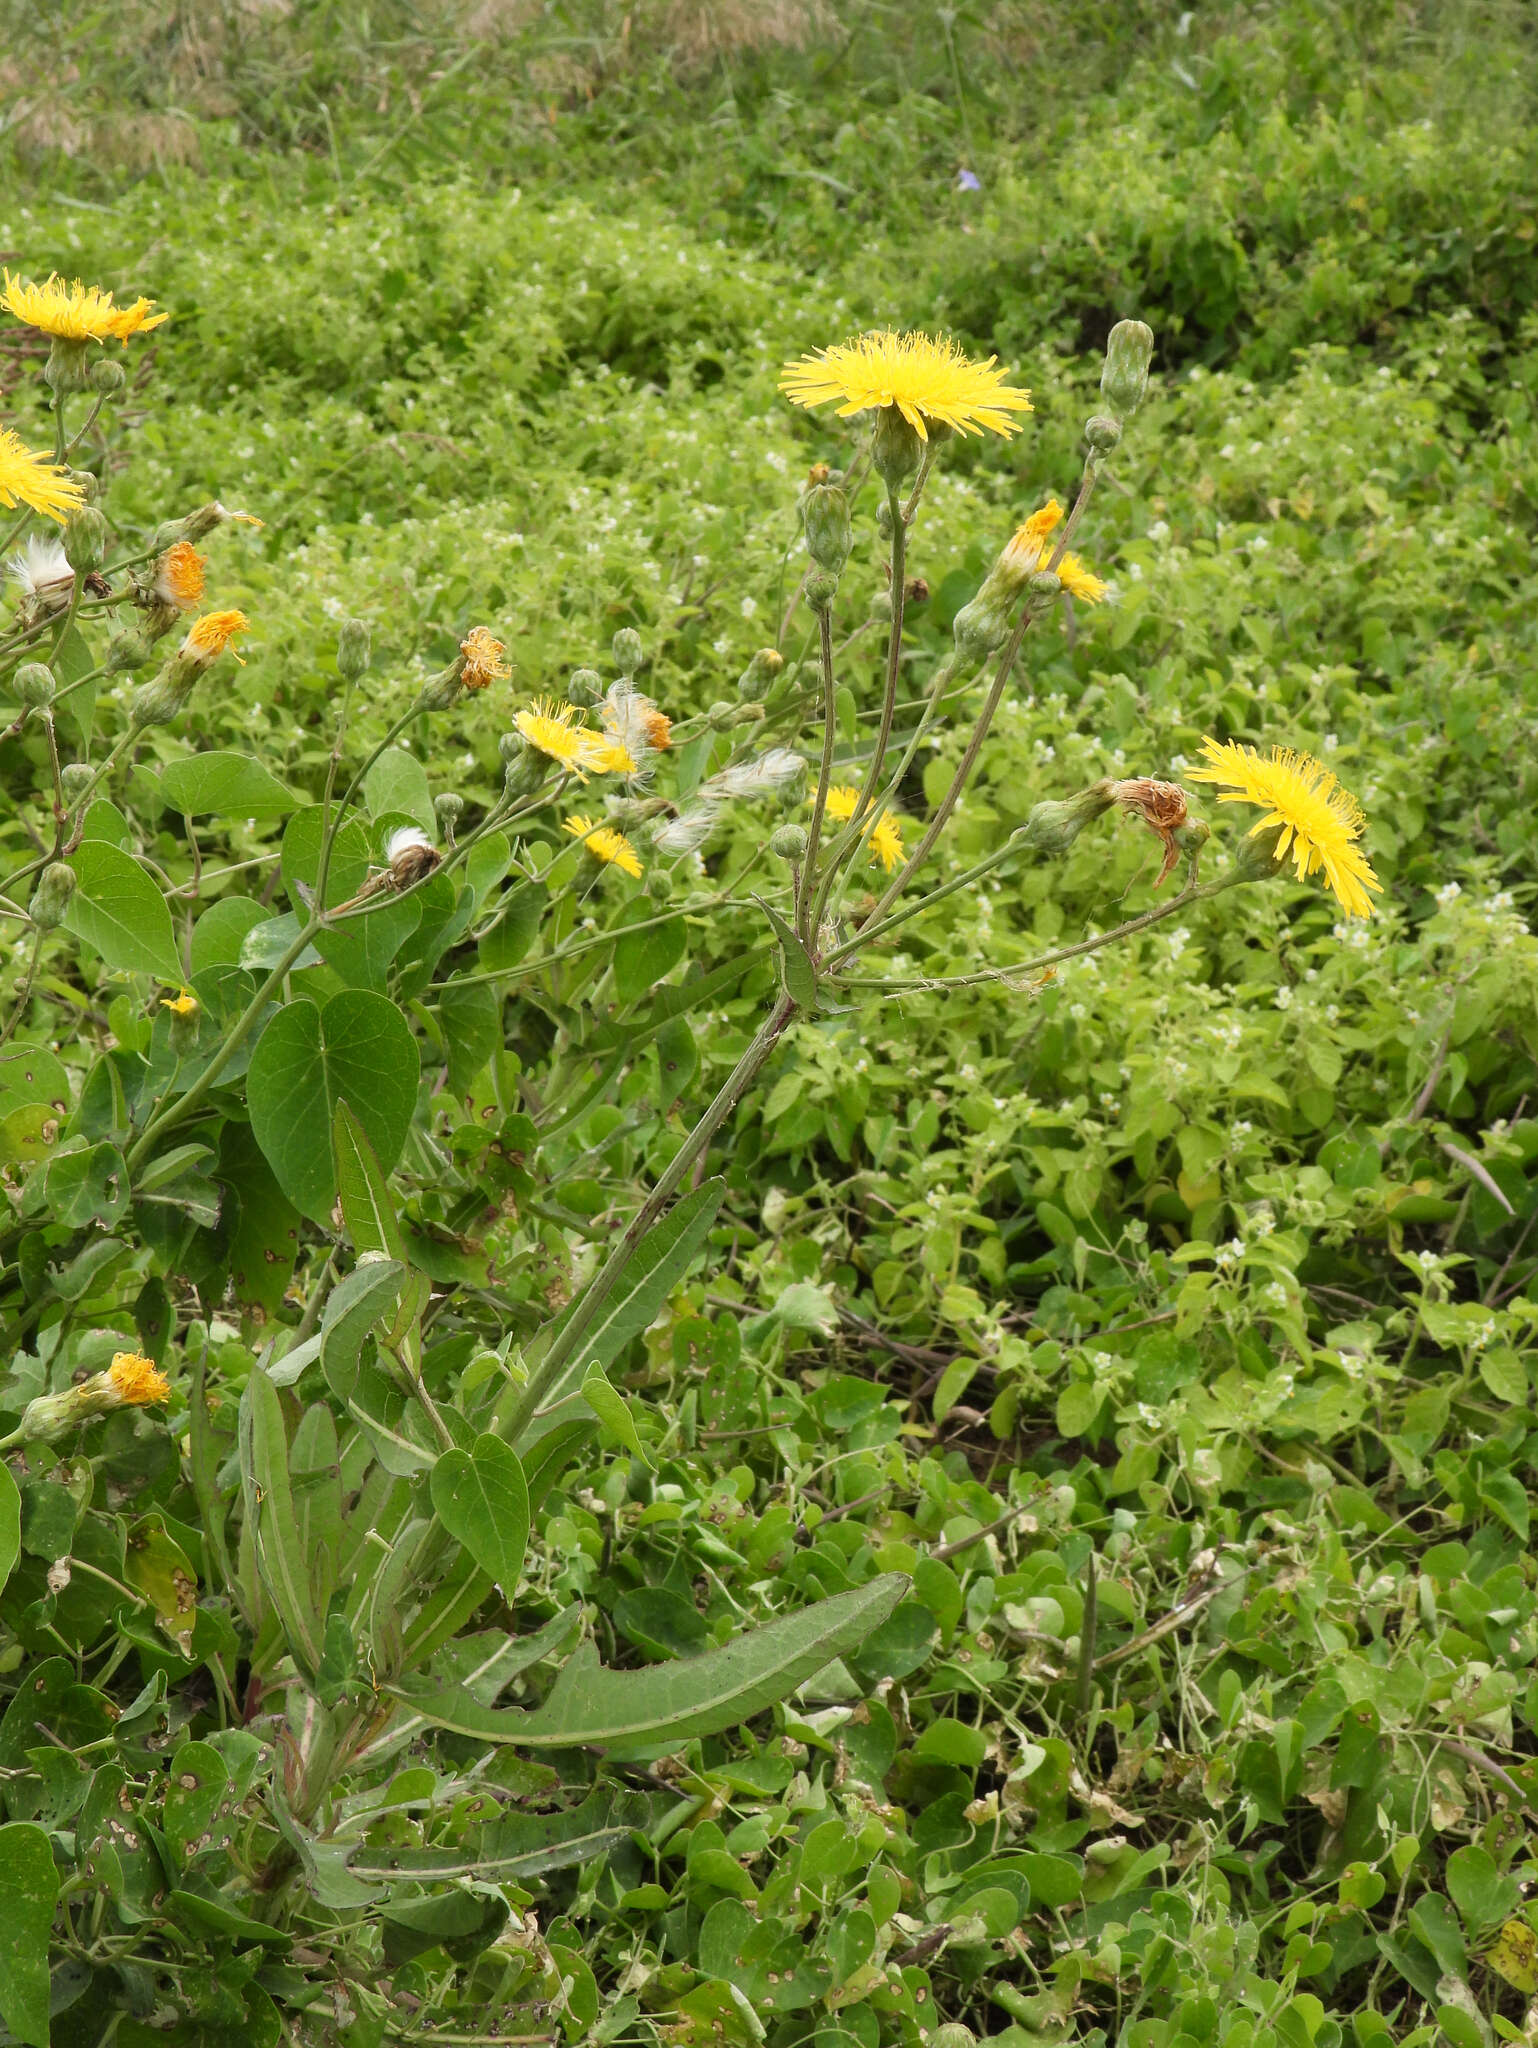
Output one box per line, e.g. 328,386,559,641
1435,881,1462,907
740,595,758,619
1274,986,1294,1010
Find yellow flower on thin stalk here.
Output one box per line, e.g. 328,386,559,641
781,330,1033,442
0,427,83,524
1002,498,1107,603
108,1351,170,1406
460,626,509,693
821,784,906,872
1188,737,1382,919
161,988,198,1017
515,698,595,777
184,609,249,666
564,814,642,879
1,270,168,343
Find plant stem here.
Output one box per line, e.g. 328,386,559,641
795,607,839,945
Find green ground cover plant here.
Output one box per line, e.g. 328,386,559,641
1,2,1538,2044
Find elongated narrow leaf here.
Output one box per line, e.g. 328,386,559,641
756,896,818,1009
0,1824,55,2048
348,1788,649,1882
320,1259,405,1404
243,1370,324,1676
525,1178,724,1445
388,1575,907,1752
334,1101,409,1261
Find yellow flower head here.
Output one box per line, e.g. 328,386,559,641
1189,737,1382,919
161,987,198,1017
1,270,169,344
108,1351,170,1406
584,734,639,776
816,784,905,870
153,541,205,612
184,609,249,666
460,626,509,692
564,814,642,878
781,330,1033,442
1003,499,1107,603
0,428,83,525
516,697,592,777
642,707,672,751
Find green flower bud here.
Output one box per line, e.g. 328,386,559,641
567,667,604,709
1020,780,1117,854
950,592,1012,672
435,792,465,838
1026,568,1061,606
130,666,197,729
612,628,644,677
770,823,808,861
737,648,784,702
13,663,55,710
501,736,547,798
801,479,852,575
89,359,127,399
868,591,894,625
871,404,923,488
60,764,94,805
63,507,109,574
707,699,736,728
1230,819,1287,883
29,862,76,931
1101,319,1154,420
876,498,895,539
336,619,371,682
1084,413,1122,453
804,567,840,614
166,1001,200,1057
929,2028,977,2048
105,628,152,674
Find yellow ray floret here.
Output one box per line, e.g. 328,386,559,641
185,609,250,664
161,987,199,1016
1,270,169,343
819,784,906,870
154,541,205,611
781,330,1033,442
1003,498,1107,603
564,814,642,878
0,428,83,524
109,1351,170,1405
1188,737,1382,919
516,698,593,776
460,626,509,692
584,734,638,776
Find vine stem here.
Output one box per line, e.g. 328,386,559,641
501,992,798,1441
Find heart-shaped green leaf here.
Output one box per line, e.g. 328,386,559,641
429,1433,529,1595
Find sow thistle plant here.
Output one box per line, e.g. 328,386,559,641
0,275,1383,2036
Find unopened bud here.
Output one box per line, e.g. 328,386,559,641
60,764,93,805
904,577,930,606
1084,414,1122,453
1101,319,1154,420
1230,819,1287,884
737,648,784,702
871,405,923,488
804,567,840,614
612,628,644,677
770,823,808,861
14,663,55,710
928,2028,977,2048
63,507,109,574
1020,780,1117,854
1027,569,1061,604
950,592,1012,672
567,668,604,709
30,862,76,931
501,737,547,799
89,359,127,398
166,1000,200,1056
869,591,893,625
105,628,152,674
435,792,465,839
336,619,371,682
707,699,736,728
801,479,852,575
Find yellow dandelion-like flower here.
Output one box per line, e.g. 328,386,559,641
153,541,205,612
516,697,592,776
161,987,198,1017
1003,499,1107,603
1188,737,1383,919
1,270,169,344
564,814,643,878
584,734,638,776
781,330,1033,442
815,784,905,869
185,609,249,665
0,427,83,525
108,1351,170,1406
460,626,509,692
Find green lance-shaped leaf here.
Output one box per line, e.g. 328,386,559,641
386,1574,907,1752
429,1433,530,1594
64,838,185,984
347,1787,651,1883
0,1823,57,2048
319,1258,406,1404
582,1364,653,1468
756,895,818,1009
522,1177,724,1446
333,1101,409,1262
241,1369,325,1677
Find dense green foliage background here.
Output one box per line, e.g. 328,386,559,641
5,1,1538,2042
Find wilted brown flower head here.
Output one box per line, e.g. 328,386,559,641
1113,777,1189,888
